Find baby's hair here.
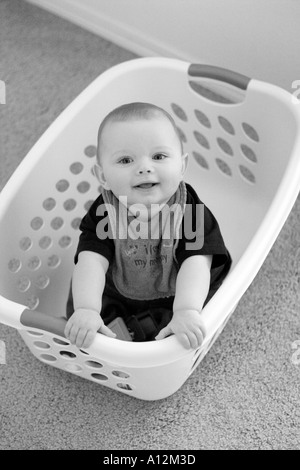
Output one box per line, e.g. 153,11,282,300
97,102,183,161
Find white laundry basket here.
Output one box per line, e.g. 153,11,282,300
1,58,300,400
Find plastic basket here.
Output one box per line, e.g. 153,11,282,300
1,57,300,400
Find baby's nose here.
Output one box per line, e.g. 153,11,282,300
137,159,154,174
138,168,152,174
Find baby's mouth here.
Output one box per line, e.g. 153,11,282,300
134,182,158,189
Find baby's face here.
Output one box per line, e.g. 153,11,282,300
97,116,187,209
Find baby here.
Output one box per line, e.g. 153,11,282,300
65,102,231,349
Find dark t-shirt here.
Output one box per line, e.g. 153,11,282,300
74,183,231,301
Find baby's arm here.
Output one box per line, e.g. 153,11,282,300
156,255,212,349
64,251,116,348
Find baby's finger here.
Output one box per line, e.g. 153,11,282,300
82,329,96,349
68,324,79,345
100,324,117,338
187,331,199,350
194,327,204,347
177,333,191,349
75,328,88,349
155,325,171,341
64,319,72,340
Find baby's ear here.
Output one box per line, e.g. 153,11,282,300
93,164,110,190
181,153,189,175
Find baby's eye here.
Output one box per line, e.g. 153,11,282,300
118,156,132,164
153,153,167,160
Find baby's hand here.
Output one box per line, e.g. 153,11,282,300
64,308,116,349
155,309,204,349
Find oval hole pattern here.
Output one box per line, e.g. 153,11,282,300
117,383,133,391
194,109,211,128
193,151,209,170
194,131,210,149
241,144,257,163
59,351,77,359
218,116,235,135
242,122,259,142
91,373,108,381
171,103,188,122
86,360,103,369
215,158,232,176
217,137,233,156
34,341,51,350
239,165,256,183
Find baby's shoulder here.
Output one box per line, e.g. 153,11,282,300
185,183,203,205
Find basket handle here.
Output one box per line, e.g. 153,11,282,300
188,64,251,90
0,293,67,336
20,309,67,338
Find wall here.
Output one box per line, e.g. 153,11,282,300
25,0,300,91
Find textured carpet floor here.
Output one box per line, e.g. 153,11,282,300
0,0,299,450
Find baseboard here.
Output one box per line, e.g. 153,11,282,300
25,0,187,59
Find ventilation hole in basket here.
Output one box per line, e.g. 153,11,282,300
42,197,56,211
189,81,234,104
112,370,130,379
84,145,97,158
216,158,232,176
19,237,32,252
65,363,83,373
8,258,22,273
56,179,69,192
58,236,72,248
39,236,52,250
26,294,39,310
194,109,211,128
26,330,43,337
53,337,70,346
217,137,233,156
47,254,61,269
242,123,259,142
70,162,84,175
218,116,235,135
71,218,81,230
17,276,31,292
35,274,50,290
194,131,210,149
239,165,256,184
171,103,188,122
79,349,89,355
176,126,187,143
27,256,41,271
50,217,64,230
240,144,257,163
117,383,133,391
77,181,90,194
192,151,209,169
63,199,77,211
30,217,44,231
40,354,57,362
85,360,103,369
84,200,94,212
91,373,108,381
60,351,76,359
33,341,51,350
